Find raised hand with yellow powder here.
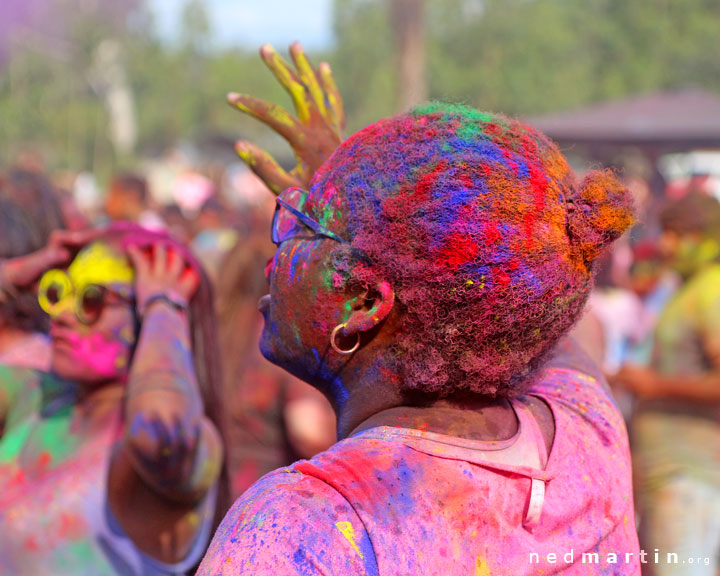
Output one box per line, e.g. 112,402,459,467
228,42,345,194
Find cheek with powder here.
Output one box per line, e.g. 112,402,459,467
64,331,132,379
263,240,350,391
274,239,322,285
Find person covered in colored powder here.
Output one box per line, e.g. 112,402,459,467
0,224,226,575
615,192,720,576
198,43,639,575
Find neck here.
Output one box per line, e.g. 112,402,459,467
323,344,514,441
335,367,405,440
74,381,125,429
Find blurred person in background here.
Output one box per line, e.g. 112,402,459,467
0,169,68,370
55,187,92,231
621,243,679,367
106,173,166,231
161,203,192,244
191,196,239,284
615,192,720,576
2,168,66,247
571,250,644,378
215,237,335,499
0,224,226,575
51,171,93,231
0,198,56,370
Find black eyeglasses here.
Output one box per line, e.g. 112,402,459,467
272,187,348,245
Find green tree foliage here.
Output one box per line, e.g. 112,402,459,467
332,0,720,122
1,0,719,174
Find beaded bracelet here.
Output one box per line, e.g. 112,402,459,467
140,293,189,319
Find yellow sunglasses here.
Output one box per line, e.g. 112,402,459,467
38,269,135,325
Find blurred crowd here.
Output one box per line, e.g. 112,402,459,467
1,153,719,575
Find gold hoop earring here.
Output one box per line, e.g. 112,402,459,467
330,323,360,355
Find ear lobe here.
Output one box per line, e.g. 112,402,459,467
344,280,395,335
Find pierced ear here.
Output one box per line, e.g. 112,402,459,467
344,280,395,335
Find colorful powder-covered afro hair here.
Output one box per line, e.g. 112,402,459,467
307,103,634,398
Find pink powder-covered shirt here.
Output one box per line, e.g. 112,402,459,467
199,341,639,575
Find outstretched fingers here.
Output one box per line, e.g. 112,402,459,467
260,44,312,123
227,93,302,147
289,42,327,119
318,62,346,133
234,140,302,195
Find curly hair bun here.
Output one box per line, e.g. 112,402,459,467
567,170,635,266
307,103,635,398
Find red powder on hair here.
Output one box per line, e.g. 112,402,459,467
415,161,447,202
437,232,479,270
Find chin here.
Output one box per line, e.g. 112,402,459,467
51,348,123,385
258,327,295,372
258,330,278,365
51,355,89,383
258,325,319,386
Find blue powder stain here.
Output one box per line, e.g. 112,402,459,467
509,152,530,180
343,171,383,216
389,458,418,517
358,531,380,576
444,137,508,167
434,180,476,211
292,546,316,576
462,263,491,279
289,247,303,281
498,222,514,238
516,265,543,295
286,239,323,282
311,348,350,409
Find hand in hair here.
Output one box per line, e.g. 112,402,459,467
0,228,99,289
227,42,345,194
127,243,199,316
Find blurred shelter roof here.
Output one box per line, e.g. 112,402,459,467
527,89,720,150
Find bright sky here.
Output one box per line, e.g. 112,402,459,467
149,0,334,50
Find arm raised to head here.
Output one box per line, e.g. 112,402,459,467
118,243,222,503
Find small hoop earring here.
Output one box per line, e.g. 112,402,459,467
330,323,360,355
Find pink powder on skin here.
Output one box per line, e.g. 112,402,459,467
61,332,129,379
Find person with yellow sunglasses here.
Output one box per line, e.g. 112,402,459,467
0,224,226,575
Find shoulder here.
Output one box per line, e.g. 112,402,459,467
527,338,625,446
0,365,42,415
531,337,608,394
198,467,377,575
0,364,40,387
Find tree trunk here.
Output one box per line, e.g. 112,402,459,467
390,0,427,113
